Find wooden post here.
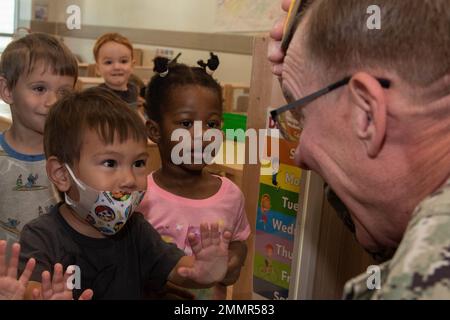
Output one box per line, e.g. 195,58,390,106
0,116,11,132
223,84,234,113
231,36,281,299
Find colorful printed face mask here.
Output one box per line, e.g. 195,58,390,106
64,165,145,235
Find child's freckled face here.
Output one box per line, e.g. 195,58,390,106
9,62,74,134
68,129,148,196
158,85,223,171
96,41,133,91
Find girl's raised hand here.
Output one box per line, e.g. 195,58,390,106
177,223,232,284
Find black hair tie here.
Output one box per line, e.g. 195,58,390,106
153,56,170,77
197,52,220,75
153,53,182,78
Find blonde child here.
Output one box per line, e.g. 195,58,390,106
0,33,78,245
93,32,145,118
139,62,250,300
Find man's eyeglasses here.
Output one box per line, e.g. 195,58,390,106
270,76,391,142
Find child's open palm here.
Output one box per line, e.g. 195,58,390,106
0,241,36,300
32,263,93,300
177,223,231,284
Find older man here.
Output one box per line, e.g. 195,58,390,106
269,0,450,299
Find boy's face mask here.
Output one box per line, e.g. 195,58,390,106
64,165,145,236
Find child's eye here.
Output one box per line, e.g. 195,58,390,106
134,159,147,168
102,160,117,168
207,121,221,129
120,59,130,64
104,60,112,65
180,121,193,128
32,86,47,94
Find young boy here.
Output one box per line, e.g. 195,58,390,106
93,33,146,122
0,33,78,245
93,33,137,104
18,87,231,300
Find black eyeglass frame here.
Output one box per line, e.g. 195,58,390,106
270,76,391,122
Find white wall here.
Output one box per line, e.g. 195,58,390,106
19,0,33,21
52,0,217,33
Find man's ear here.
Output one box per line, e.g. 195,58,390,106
146,119,161,144
46,156,72,193
0,76,13,105
349,72,387,158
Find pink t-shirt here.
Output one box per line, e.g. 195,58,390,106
138,173,251,255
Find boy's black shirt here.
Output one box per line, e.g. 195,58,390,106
98,83,138,106
18,203,184,299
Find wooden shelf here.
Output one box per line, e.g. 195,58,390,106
0,115,11,132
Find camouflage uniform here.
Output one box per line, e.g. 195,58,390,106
343,177,450,299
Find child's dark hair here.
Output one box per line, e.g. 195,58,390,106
145,63,223,121
44,87,147,166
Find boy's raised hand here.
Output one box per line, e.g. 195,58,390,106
32,263,93,300
0,241,36,300
177,223,231,284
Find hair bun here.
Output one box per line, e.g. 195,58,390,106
153,56,170,77
153,53,182,77
197,52,220,75
207,52,219,71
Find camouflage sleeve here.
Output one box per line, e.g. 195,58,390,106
373,212,450,299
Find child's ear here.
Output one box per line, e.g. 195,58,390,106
46,156,72,193
0,76,13,104
146,119,161,143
